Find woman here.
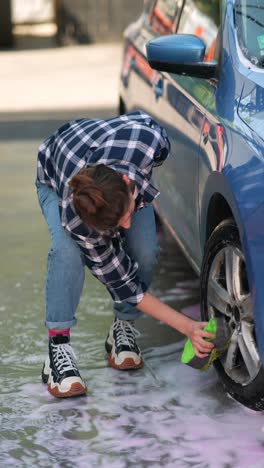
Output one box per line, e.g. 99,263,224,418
36,110,214,398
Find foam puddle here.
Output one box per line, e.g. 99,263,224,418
1,331,264,467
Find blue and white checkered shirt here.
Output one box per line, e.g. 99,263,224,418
37,111,170,305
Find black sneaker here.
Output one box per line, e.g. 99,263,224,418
105,318,143,370
42,335,87,398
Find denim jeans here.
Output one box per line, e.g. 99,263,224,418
36,181,159,329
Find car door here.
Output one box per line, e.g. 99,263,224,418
150,0,220,268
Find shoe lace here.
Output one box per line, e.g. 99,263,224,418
113,319,140,349
51,342,78,374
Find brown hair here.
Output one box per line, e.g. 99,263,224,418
69,165,131,231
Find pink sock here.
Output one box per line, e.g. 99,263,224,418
48,329,70,337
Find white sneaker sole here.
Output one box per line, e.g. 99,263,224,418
108,353,144,370
42,359,87,398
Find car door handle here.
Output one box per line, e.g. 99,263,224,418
154,78,164,100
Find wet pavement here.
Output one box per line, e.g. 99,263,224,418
1,42,264,468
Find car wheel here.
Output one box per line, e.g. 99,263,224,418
201,218,264,411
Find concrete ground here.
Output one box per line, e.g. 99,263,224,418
0,40,122,113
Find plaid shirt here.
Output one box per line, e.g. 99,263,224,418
37,111,170,305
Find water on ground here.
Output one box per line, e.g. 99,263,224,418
1,117,264,468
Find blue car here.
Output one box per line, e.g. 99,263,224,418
119,0,264,411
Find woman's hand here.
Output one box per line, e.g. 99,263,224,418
187,321,215,358
137,292,215,358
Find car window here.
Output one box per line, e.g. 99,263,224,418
177,0,220,61
235,0,264,69
149,0,184,35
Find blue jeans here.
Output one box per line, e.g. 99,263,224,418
36,181,159,329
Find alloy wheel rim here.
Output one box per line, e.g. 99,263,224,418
207,245,261,385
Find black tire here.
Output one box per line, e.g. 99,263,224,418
201,218,264,411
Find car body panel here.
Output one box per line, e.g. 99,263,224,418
149,73,208,266
119,0,264,362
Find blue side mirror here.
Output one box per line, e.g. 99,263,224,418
146,34,218,80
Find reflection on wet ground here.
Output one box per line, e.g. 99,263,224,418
1,137,264,468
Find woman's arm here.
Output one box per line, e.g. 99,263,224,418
137,292,214,358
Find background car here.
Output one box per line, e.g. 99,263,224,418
119,0,264,411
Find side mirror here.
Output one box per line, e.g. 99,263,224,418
146,34,218,79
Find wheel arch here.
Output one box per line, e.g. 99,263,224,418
200,172,244,251
206,193,233,240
